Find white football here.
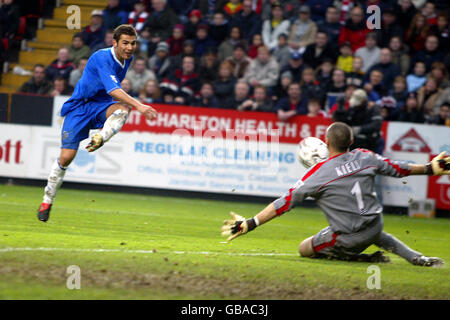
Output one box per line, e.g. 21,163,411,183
297,137,330,168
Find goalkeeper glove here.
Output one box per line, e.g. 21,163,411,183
221,212,258,242
426,152,450,176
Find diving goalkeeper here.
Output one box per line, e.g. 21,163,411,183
222,122,449,266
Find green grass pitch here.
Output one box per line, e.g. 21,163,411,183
0,184,449,299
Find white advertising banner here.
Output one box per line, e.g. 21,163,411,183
380,151,429,207
23,126,305,197
0,124,32,178
385,122,450,155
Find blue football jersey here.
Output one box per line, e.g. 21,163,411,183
61,47,133,116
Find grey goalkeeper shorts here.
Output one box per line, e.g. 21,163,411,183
311,215,383,259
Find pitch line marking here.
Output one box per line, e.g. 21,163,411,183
0,247,298,257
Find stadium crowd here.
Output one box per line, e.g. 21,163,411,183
8,0,450,138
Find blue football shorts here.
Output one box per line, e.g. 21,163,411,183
60,99,117,150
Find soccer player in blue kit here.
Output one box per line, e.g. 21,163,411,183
37,25,157,222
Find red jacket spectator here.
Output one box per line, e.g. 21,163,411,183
338,7,370,52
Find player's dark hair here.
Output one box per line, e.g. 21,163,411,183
113,24,138,43
327,122,353,152
33,64,45,70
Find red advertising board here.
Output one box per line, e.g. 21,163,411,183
122,104,332,144
427,154,450,210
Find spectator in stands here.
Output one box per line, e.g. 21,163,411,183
67,33,91,65
0,0,20,43
167,24,185,56
144,0,179,40
192,82,220,108
336,41,353,73
184,9,203,40
431,13,449,52
50,77,74,97
223,0,243,18
230,0,262,43
355,33,380,73
18,64,52,95
69,57,88,88
103,0,128,30
272,33,291,70
148,41,171,81
422,1,437,26
170,39,198,71
237,85,273,112
430,62,449,89
375,7,403,48
333,88,382,152
209,12,229,45
302,31,336,69
389,36,410,76
248,33,263,59
389,76,409,109
328,84,356,117
138,79,161,103
338,6,370,52
396,0,417,34
300,67,324,102
317,5,341,49
126,56,156,93
261,2,290,50
223,80,250,109
364,69,386,102
288,5,317,51
199,49,219,83
398,92,425,123
121,78,138,98
82,10,107,50
160,55,200,103
417,76,443,119
91,29,114,53
279,51,304,83
194,24,215,57
135,27,154,59
127,1,149,34
243,46,279,90
325,69,347,111
365,48,400,89
306,98,327,118
405,13,430,54
273,71,292,101
46,47,74,82
315,58,333,88
406,61,427,93
213,61,237,105
378,96,399,121
304,0,333,23
168,0,196,24
218,26,242,62
411,35,444,72
346,56,364,88
225,42,251,79
276,82,308,121
426,103,449,125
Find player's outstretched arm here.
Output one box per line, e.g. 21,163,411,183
409,152,450,176
110,88,157,120
221,203,277,242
